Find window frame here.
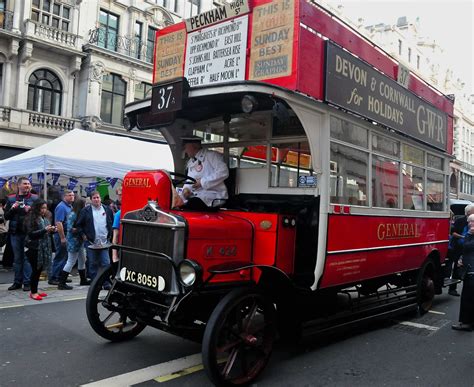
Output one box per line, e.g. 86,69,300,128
100,73,126,126
31,0,71,31
27,68,63,115
329,113,448,212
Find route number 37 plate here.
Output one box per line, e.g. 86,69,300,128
151,78,189,115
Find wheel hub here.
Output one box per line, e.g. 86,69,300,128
241,333,258,345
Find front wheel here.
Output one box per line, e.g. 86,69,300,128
86,266,146,342
202,288,277,386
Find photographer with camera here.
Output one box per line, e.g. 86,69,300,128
4,177,38,291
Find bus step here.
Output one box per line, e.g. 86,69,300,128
443,278,462,287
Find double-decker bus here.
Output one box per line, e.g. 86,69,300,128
86,0,454,385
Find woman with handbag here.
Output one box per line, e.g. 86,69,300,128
24,199,56,301
452,213,474,331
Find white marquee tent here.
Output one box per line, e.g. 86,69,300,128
0,129,174,180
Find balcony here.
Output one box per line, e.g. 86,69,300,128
0,106,81,134
88,27,153,63
25,20,81,49
0,10,14,31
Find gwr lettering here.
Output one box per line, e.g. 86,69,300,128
416,105,445,145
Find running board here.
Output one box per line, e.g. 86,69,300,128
443,278,462,287
302,303,418,338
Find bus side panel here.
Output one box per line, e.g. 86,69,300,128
319,214,449,288
296,27,325,100
299,0,453,115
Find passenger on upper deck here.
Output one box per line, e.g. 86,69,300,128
178,136,229,210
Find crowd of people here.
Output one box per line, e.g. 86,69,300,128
0,177,121,301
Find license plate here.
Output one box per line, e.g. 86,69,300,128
119,267,165,291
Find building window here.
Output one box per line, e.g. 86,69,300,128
176,0,200,18
134,82,152,101
416,55,420,69
99,9,119,52
27,69,62,115
408,47,411,63
134,21,143,59
31,0,71,31
398,39,402,55
101,73,126,126
146,26,158,63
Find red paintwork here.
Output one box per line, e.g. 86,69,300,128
298,1,454,117
320,213,449,288
171,210,254,283
121,170,173,217
225,211,296,274
296,27,325,100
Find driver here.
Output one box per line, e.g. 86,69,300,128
179,136,229,210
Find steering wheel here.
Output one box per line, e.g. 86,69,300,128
168,171,196,186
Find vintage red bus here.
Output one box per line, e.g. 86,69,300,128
86,0,454,385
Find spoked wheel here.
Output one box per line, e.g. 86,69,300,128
86,266,146,342
202,288,277,386
417,261,436,315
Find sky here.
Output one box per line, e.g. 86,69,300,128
324,0,474,96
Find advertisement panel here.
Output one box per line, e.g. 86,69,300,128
325,41,448,151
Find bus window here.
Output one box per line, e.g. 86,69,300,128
330,116,368,149
427,153,444,171
402,164,424,210
330,143,368,206
229,145,268,169
427,171,444,211
402,144,424,166
372,155,400,208
270,141,314,188
372,133,400,157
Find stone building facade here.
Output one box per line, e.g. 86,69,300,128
0,0,216,159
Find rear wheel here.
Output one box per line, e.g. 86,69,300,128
202,288,277,386
417,261,436,315
86,266,146,342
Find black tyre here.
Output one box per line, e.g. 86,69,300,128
202,288,277,386
86,266,146,342
417,261,436,315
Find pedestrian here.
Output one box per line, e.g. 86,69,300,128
0,198,8,249
49,189,75,285
179,136,229,210
58,198,90,290
75,191,113,285
111,209,121,274
447,204,474,296
24,199,56,301
4,177,38,291
452,213,474,331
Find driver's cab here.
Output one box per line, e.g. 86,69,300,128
123,87,322,286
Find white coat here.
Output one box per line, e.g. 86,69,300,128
184,148,229,207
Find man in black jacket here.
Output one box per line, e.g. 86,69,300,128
4,177,38,291
75,191,113,283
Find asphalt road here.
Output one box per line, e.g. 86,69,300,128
1,284,473,387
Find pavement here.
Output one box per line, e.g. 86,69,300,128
0,265,90,308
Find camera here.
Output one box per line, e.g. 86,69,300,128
17,201,25,209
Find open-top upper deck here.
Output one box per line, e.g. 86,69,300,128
149,0,454,154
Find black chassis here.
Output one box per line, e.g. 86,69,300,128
109,245,258,342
